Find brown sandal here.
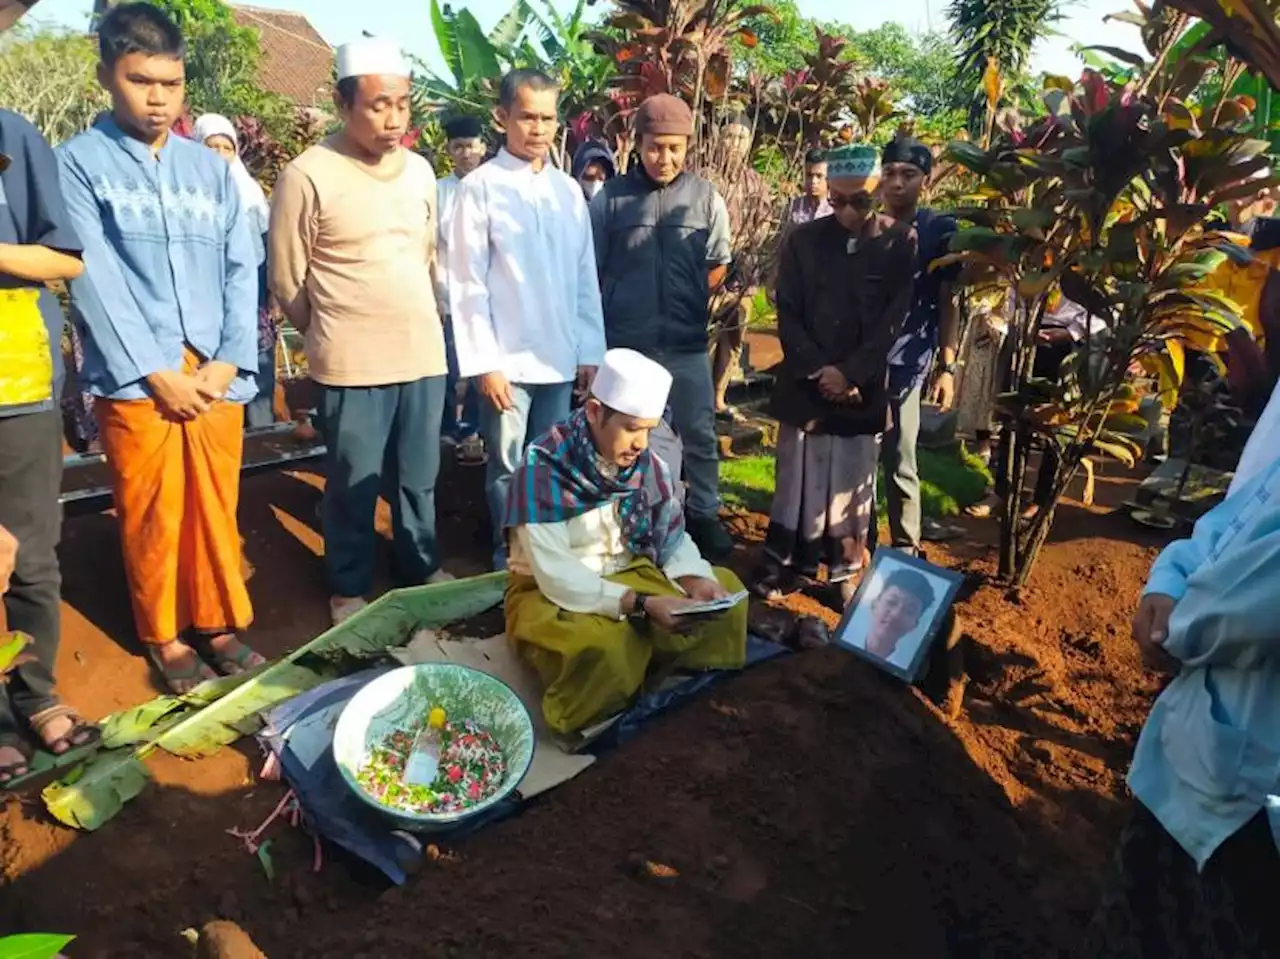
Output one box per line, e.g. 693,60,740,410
28,704,101,756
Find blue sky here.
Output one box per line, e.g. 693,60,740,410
28,0,1140,80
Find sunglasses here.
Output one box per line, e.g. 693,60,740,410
830,192,874,212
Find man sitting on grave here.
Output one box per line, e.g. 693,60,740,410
504,348,748,734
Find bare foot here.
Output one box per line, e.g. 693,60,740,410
148,640,217,694
204,634,267,676
0,743,29,784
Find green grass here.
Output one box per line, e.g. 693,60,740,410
720,444,993,518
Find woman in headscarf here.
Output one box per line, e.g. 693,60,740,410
193,114,275,429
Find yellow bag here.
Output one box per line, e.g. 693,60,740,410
0,287,54,408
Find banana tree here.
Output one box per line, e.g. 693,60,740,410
943,26,1272,584
414,0,520,114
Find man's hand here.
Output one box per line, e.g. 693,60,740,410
0,524,17,595
147,370,210,421
642,594,702,634
478,371,515,413
194,361,238,403
931,371,956,411
1132,593,1177,654
575,365,598,398
677,576,729,603
810,365,849,399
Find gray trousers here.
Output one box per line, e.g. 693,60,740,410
650,349,720,520
321,377,446,597
881,382,923,549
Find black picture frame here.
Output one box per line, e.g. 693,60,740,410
832,547,964,682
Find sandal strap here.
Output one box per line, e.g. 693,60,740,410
27,704,78,734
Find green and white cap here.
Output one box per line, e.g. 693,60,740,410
826,144,881,189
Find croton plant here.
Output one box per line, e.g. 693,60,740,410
942,4,1275,583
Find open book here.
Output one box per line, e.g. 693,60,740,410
668,591,750,617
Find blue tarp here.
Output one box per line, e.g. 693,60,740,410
256,635,787,884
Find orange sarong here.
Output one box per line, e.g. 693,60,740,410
95,355,253,645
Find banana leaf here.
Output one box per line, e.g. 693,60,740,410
42,748,149,831
39,573,507,828
0,935,76,959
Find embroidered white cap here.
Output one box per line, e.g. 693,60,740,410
590,349,673,421
336,37,409,81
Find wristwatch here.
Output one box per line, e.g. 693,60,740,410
628,593,650,624
940,361,958,376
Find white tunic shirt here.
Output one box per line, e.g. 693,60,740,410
434,172,461,310
448,149,606,383
510,504,715,619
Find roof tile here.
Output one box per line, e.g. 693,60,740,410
231,5,333,107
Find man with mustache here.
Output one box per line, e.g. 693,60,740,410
590,93,736,562
271,37,451,626
448,69,606,571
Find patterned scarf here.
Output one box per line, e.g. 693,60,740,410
504,408,686,566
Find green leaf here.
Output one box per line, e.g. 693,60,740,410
99,698,185,749
453,8,503,86
489,0,531,52
430,0,464,87
1079,45,1146,67
0,934,76,959
1102,11,1149,27
1011,208,1056,232
0,633,29,675
257,839,275,882
1090,439,1137,468
1102,413,1152,434
42,748,150,831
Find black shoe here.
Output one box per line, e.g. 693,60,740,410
687,515,734,562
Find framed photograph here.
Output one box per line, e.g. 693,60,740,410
832,548,964,683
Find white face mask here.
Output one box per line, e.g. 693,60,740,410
582,179,604,200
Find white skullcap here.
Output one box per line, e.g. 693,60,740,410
590,349,673,420
336,37,409,81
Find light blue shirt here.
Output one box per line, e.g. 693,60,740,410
1130,458,1280,870
57,115,258,402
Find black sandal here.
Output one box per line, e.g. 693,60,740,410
28,705,102,756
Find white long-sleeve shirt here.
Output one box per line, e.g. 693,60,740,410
509,503,714,618
448,149,606,383
434,172,461,310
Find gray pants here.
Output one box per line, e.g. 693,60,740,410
650,349,720,520
881,382,922,550
321,377,446,597
480,381,574,568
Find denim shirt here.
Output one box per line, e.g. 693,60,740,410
56,115,258,402
1130,459,1280,870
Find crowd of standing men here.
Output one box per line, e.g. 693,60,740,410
0,1,960,780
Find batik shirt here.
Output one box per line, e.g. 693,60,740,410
57,115,259,402
886,208,960,396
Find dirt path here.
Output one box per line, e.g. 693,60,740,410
0,420,1172,957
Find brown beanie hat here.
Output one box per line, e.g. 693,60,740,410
635,94,694,137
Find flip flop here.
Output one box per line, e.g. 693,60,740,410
28,705,101,756
147,645,217,694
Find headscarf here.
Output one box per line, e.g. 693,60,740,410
192,114,270,240
571,140,615,182
504,408,686,566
